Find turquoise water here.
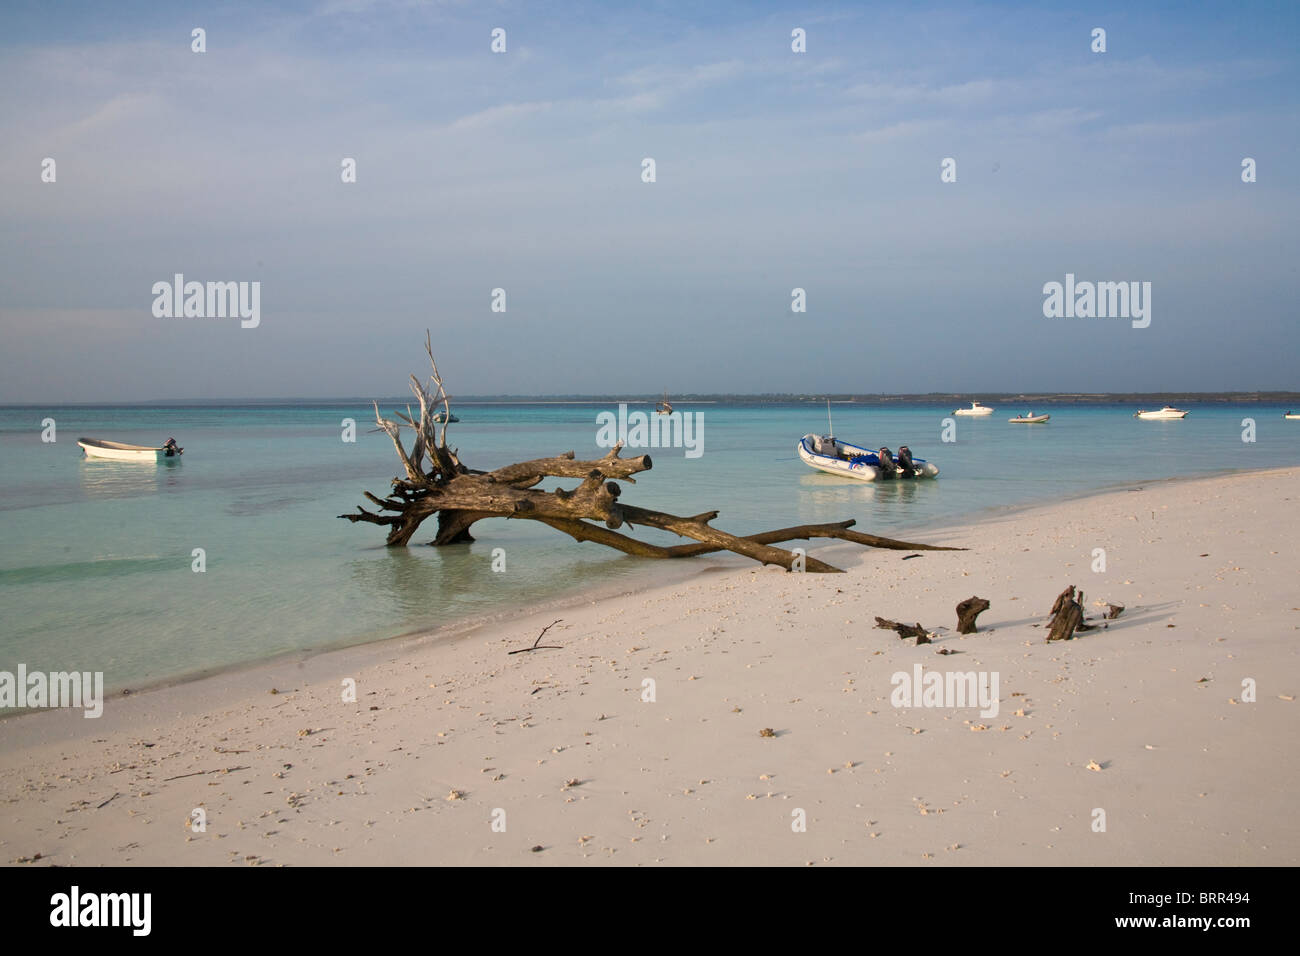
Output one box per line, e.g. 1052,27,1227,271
1,402,1297,691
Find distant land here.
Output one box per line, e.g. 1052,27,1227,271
448,391,1300,407
7,392,1300,407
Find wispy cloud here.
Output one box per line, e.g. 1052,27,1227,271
611,59,746,91
851,118,944,144
845,77,1001,105
1099,117,1226,141
446,100,555,130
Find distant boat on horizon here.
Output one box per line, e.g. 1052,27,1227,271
1135,406,1188,420
954,401,994,417
1009,412,1050,423
655,390,673,415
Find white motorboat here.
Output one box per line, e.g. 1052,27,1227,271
1134,406,1188,420
798,434,938,481
1285,412,1299,420
1008,412,1050,423
77,437,183,462
953,401,993,417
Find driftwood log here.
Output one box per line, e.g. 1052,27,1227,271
340,335,962,572
875,617,931,644
1046,585,1098,641
955,596,990,634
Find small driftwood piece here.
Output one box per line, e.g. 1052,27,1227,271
875,616,930,644
955,596,990,634
508,620,564,655
340,333,964,571
1105,604,1125,620
1046,585,1095,641
161,766,250,782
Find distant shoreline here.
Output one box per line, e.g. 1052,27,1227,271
4,392,1299,408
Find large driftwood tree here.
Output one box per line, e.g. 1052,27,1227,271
341,335,959,572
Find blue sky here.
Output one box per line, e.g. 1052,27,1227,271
1,1,1296,400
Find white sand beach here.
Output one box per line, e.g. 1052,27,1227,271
1,468,1296,866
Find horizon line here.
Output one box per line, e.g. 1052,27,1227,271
4,390,1300,407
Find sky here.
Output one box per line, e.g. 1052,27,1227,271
0,0,1297,401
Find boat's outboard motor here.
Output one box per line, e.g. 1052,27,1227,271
896,445,917,478
877,447,896,479
163,437,183,457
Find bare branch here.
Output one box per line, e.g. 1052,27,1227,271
373,401,422,483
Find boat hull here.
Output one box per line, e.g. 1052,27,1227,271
797,436,938,482
1135,410,1187,420
78,439,179,462
1009,415,1050,423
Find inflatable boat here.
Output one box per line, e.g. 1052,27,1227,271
798,434,939,481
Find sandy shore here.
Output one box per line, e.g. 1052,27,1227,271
2,468,1297,866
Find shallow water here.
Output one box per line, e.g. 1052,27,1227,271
1,401,1296,690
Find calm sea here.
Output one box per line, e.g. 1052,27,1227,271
1,402,1297,692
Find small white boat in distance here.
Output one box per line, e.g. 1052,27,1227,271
798,435,938,481
1134,406,1188,420
1009,412,1050,423
1285,412,1300,420
953,401,994,416
78,437,183,462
